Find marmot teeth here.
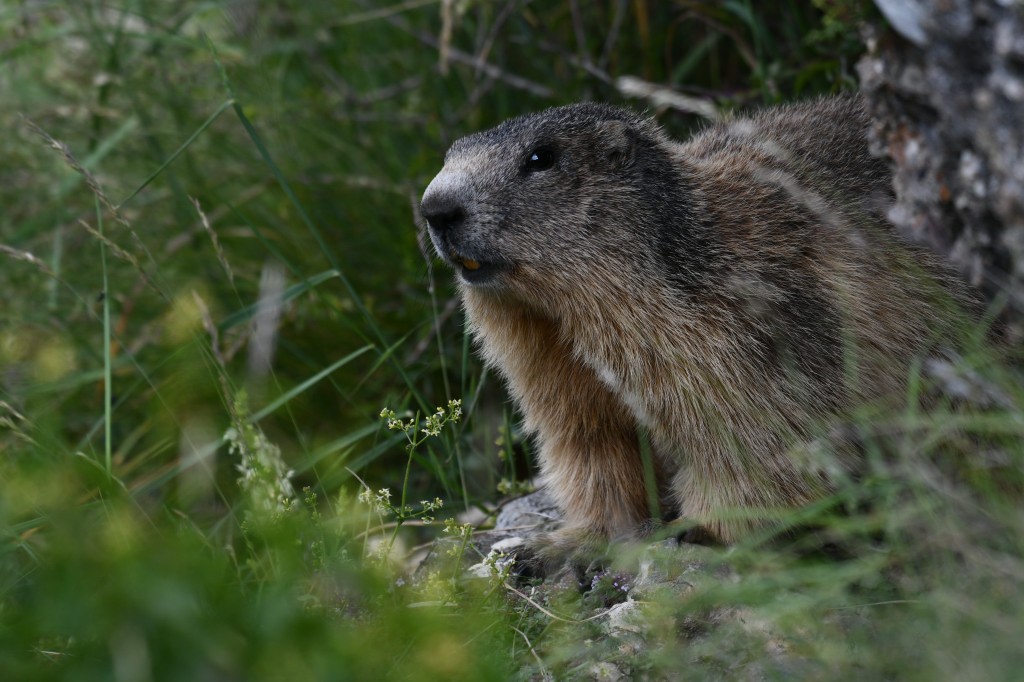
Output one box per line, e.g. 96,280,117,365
450,250,481,270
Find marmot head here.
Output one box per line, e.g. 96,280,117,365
421,103,681,298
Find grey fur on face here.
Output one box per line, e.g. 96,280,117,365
422,103,686,295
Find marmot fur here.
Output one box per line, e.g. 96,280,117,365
420,95,972,550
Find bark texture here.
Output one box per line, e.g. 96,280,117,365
859,0,1024,339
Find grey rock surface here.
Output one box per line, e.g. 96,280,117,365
859,0,1024,340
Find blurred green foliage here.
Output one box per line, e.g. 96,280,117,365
2,1,1023,679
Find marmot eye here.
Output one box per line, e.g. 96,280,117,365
523,146,555,173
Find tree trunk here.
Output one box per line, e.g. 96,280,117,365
858,0,1024,340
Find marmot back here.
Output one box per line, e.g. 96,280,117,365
421,95,974,551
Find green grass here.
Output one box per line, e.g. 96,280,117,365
2,1,1023,679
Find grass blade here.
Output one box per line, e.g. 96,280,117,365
217,269,340,331
249,344,374,423
98,197,112,474
117,98,235,208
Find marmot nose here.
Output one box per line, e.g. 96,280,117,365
421,199,466,234
422,168,472,234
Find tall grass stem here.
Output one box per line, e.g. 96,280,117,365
98,197,112,474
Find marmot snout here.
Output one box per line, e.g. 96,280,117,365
422,96,973,549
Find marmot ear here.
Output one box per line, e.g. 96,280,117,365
596,120,636,170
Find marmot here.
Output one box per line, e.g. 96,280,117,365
420,95,973,553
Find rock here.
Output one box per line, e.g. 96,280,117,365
604,600,647,656
420,489,562,581
490,488,562,540
859,0,1024,340
587,661,625,681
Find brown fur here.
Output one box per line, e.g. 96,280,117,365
421,96,974,551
